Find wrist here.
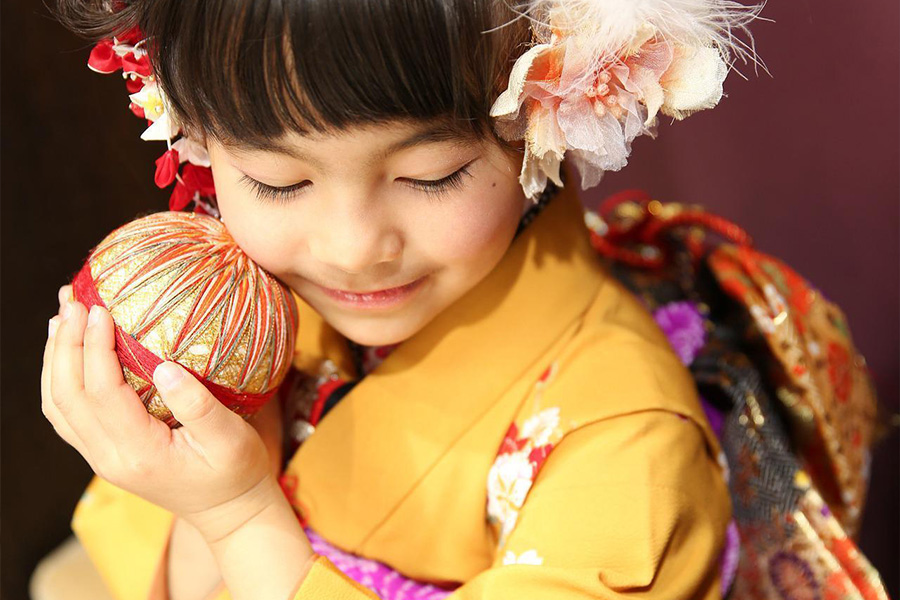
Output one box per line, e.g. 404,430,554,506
205,489,315,600
186,475,283,545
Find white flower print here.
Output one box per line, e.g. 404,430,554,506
520,407,561,447
487,452,535,515
503,550,544,566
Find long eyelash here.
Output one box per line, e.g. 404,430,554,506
407,162,475,200
239,175,309,204
240,161,476,204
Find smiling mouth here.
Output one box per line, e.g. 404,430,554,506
314,276,427,309
313,276,426,295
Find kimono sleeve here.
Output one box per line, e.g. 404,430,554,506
70,475,175,600
292,410,729,600
452,410,731,599
290,556,381,599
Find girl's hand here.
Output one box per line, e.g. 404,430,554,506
42,289,283,543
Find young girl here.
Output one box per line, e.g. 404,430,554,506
41,0,764,598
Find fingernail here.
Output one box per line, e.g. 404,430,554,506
48,317,59,338
154,362,185,392
62,301,74,321
87,305,101,328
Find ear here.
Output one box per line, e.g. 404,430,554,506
496,137,527,172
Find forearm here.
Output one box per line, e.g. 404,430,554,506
164,518,224,600
150,402,289,600
206,485,315,600
161,397,290,600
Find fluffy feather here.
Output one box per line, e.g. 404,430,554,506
515,0,765,76
490,0,768,200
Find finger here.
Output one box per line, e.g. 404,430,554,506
153,361,241,455
52,301,87,395
42,316,90,454
83,305,158,443
58,285,74,313
50,301,104,443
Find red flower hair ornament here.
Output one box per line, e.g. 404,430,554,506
88,26,218,215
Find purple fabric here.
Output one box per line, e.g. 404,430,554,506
653,301,727,436
701,395,726,438
306,528,454,599
720,521,741,596
654,301,739,596
653,301,707,366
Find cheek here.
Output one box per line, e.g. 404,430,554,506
422,184,521,267
207,148,304,280
235,228,292,275
217,200,298,277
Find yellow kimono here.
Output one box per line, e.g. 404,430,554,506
71,179,731,599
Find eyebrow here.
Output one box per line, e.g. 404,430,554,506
221,123,475,170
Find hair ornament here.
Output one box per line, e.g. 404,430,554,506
86,1,763,207
491,0,766,201
87,27,218,214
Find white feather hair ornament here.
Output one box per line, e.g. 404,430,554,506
490,0,766,200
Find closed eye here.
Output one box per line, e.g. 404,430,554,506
239,176,310,203
401,160,476,200
240,159,477,204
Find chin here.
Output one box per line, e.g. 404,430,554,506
329,313,424,347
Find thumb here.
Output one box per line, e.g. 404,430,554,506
153,361,238,449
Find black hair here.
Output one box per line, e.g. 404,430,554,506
54,0,531,149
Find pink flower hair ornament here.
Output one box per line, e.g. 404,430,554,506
491,0,766,201
86,0,765,208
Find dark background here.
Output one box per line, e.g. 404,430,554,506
3,1,897,599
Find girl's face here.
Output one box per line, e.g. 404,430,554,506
207,121,527,346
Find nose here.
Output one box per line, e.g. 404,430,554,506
306,194,402,275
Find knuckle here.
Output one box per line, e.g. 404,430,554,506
175,395,217,425
50,388,77,416
94,463,114,484
119,450,153,479
50,389,67,409
83,382,103,404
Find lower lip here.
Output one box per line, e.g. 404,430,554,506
317,276,427,310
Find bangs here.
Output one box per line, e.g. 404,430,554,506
132,0,527,145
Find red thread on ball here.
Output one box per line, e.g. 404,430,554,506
72,261,274,427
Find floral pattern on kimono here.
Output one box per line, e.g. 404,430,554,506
486,364,566,550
